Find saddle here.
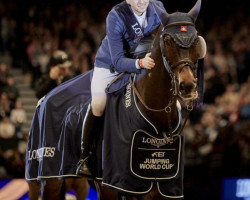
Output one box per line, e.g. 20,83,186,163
129,36,154,59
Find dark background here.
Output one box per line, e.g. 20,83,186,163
0,0,249,200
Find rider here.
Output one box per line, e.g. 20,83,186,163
76,0,166,177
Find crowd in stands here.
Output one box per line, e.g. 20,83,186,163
0,61,27,179
0,0,249,199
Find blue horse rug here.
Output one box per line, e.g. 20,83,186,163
26,70,93,180
25,71,184,199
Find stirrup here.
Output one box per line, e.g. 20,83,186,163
76,156,93,178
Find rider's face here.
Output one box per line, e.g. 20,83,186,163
126,0,149,16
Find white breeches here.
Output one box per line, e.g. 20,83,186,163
91,67,119,116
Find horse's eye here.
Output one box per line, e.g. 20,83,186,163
164,36,171,46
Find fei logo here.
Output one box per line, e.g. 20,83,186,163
152,152,165,158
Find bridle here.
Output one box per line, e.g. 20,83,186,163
130,21,199,142
160,21,199,105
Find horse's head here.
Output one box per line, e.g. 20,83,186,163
157,0,206,108
134,0,207,131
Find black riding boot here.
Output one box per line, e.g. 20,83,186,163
76,104,98,177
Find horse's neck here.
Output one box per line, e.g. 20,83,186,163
135,53,178,130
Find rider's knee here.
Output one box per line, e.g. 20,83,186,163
91,97,106,116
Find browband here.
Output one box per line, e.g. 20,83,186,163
163,21,194,30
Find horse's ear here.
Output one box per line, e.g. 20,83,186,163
197,36,206,59
188,0,201,21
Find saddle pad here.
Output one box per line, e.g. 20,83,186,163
130,130,181,180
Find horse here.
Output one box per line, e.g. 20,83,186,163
91,0,206,199
25,0,206,199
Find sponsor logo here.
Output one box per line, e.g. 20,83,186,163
139,159,174,170
142,137,167,148
125,84,132,108
28,147,55,161
236,179,250,197
131,22,144,43
152,152,165,158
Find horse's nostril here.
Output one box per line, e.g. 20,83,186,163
180,82,196,94
180,82,185,91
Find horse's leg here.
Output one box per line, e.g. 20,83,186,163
28,181,41,200
41,179,64,200
94,181,119,200
93,182,162,200
65,178,89,200
140,186,164,200
118,193,138,200
119,194,159,200
118,185,162,200
119,193,151,200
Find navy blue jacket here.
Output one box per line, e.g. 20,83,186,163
94,0,166,73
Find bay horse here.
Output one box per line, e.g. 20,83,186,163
92,0,206,199
26,0,206,199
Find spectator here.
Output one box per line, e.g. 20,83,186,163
203,60,225,103
1,75,19,109
74,53,93,75
0,62,10,88
0,92,11,119
0,149,8,179
0,116,15,139
3,149,25,178
10,99,27,134
34,50,74,99
238,75,250,120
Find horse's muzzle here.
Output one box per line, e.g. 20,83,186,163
178,81,198,102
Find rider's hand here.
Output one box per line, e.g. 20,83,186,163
141,53,155,69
